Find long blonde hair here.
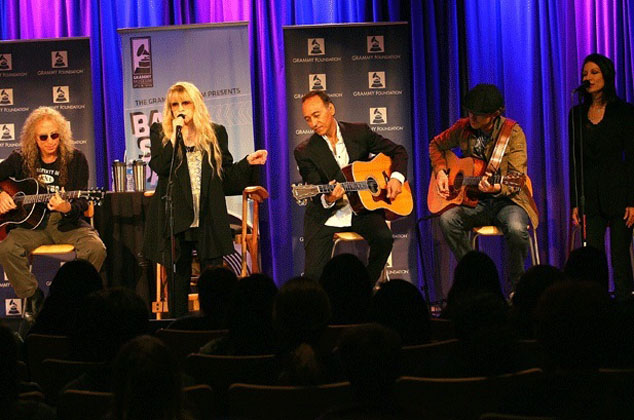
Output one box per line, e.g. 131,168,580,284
161,81,223,178
20,106,74,185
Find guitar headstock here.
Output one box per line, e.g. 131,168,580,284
79,188,106,206
291,183,320,206
502,172,526,189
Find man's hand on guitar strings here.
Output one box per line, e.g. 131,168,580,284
436,170,450,198
0,191,16,214
325,180,345,204
478,176,501,194
47,189,72,214
386,178,402,200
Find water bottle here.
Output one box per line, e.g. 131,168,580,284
125,161,134,192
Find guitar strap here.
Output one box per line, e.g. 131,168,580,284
484,118,516,178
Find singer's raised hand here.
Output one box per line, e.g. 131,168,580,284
247,150,268,165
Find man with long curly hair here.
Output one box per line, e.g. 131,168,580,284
0,107,106,320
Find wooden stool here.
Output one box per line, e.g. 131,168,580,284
471,224,541,265
331,230,390,284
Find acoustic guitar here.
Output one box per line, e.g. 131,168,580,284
0,177,104,241
292,153,413,221
427,150,526,214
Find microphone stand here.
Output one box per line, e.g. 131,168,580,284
163,127,182,316
571,91,587,247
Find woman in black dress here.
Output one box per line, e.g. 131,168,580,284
144,81,267,316
569,53,634,299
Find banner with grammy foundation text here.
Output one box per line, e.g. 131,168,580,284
284,23,418,285
0,37,96,317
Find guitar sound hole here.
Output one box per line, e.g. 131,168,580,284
367,177,379,194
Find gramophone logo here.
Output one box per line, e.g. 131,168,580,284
309,74,326,91
51,51,68,68
370,107,387,125
0,54,12,71
0,123,15,141
367,36,385,53
307,38,325,56
0,88,14,106
53,86,70,103
368,72,386,89
5,298,22,316
131,37,153,88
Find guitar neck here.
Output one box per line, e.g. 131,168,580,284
461,174,502,186
14,191,85,205
316,181,371,194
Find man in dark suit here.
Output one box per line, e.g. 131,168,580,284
294,91,408,284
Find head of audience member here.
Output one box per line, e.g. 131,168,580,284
225,273,278,354
320,254,372,325
273,276,332,385
196,266,238,325
451,292,520,376
72,287,149,363
336,323,401,407
0,322,19,411
581,53,616,105
444,251,504,318
564,246,609,292
535,280,611,370
31,259,103,336
510,264,565,339
370,279,431,346
111,335,183,420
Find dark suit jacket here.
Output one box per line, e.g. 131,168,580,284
143,122,255,264
569,99,634,216
294,122,407,242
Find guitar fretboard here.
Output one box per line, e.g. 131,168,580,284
459,174,502,187
14,191,86,205
316,180,376,194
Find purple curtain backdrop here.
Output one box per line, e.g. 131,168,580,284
1,0,633,295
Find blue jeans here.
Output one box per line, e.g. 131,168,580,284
439,198,530,293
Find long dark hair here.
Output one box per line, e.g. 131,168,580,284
581,53,617,106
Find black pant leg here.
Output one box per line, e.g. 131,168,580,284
351,211,393,283
607,214,634,299
173,238,194,318
303,217,342,281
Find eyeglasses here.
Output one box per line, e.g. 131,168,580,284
38,133,60,141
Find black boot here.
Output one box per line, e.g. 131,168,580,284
23,288,45,321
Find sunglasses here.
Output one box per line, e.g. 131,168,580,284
38,133,60,141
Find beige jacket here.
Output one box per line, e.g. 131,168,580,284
429,116,539,228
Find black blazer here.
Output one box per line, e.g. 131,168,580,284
294,121,408,236
569,99,634,216
143,122,255,264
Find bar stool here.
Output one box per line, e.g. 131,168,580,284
471,224,540,265
470,178,540,265
331,221,391,284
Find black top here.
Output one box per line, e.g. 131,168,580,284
143,122,256,264
569,99,634,216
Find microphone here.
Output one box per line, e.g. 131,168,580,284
573,80,590,93
174,114,185,143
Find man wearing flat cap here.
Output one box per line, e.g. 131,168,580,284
429,84,538,294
